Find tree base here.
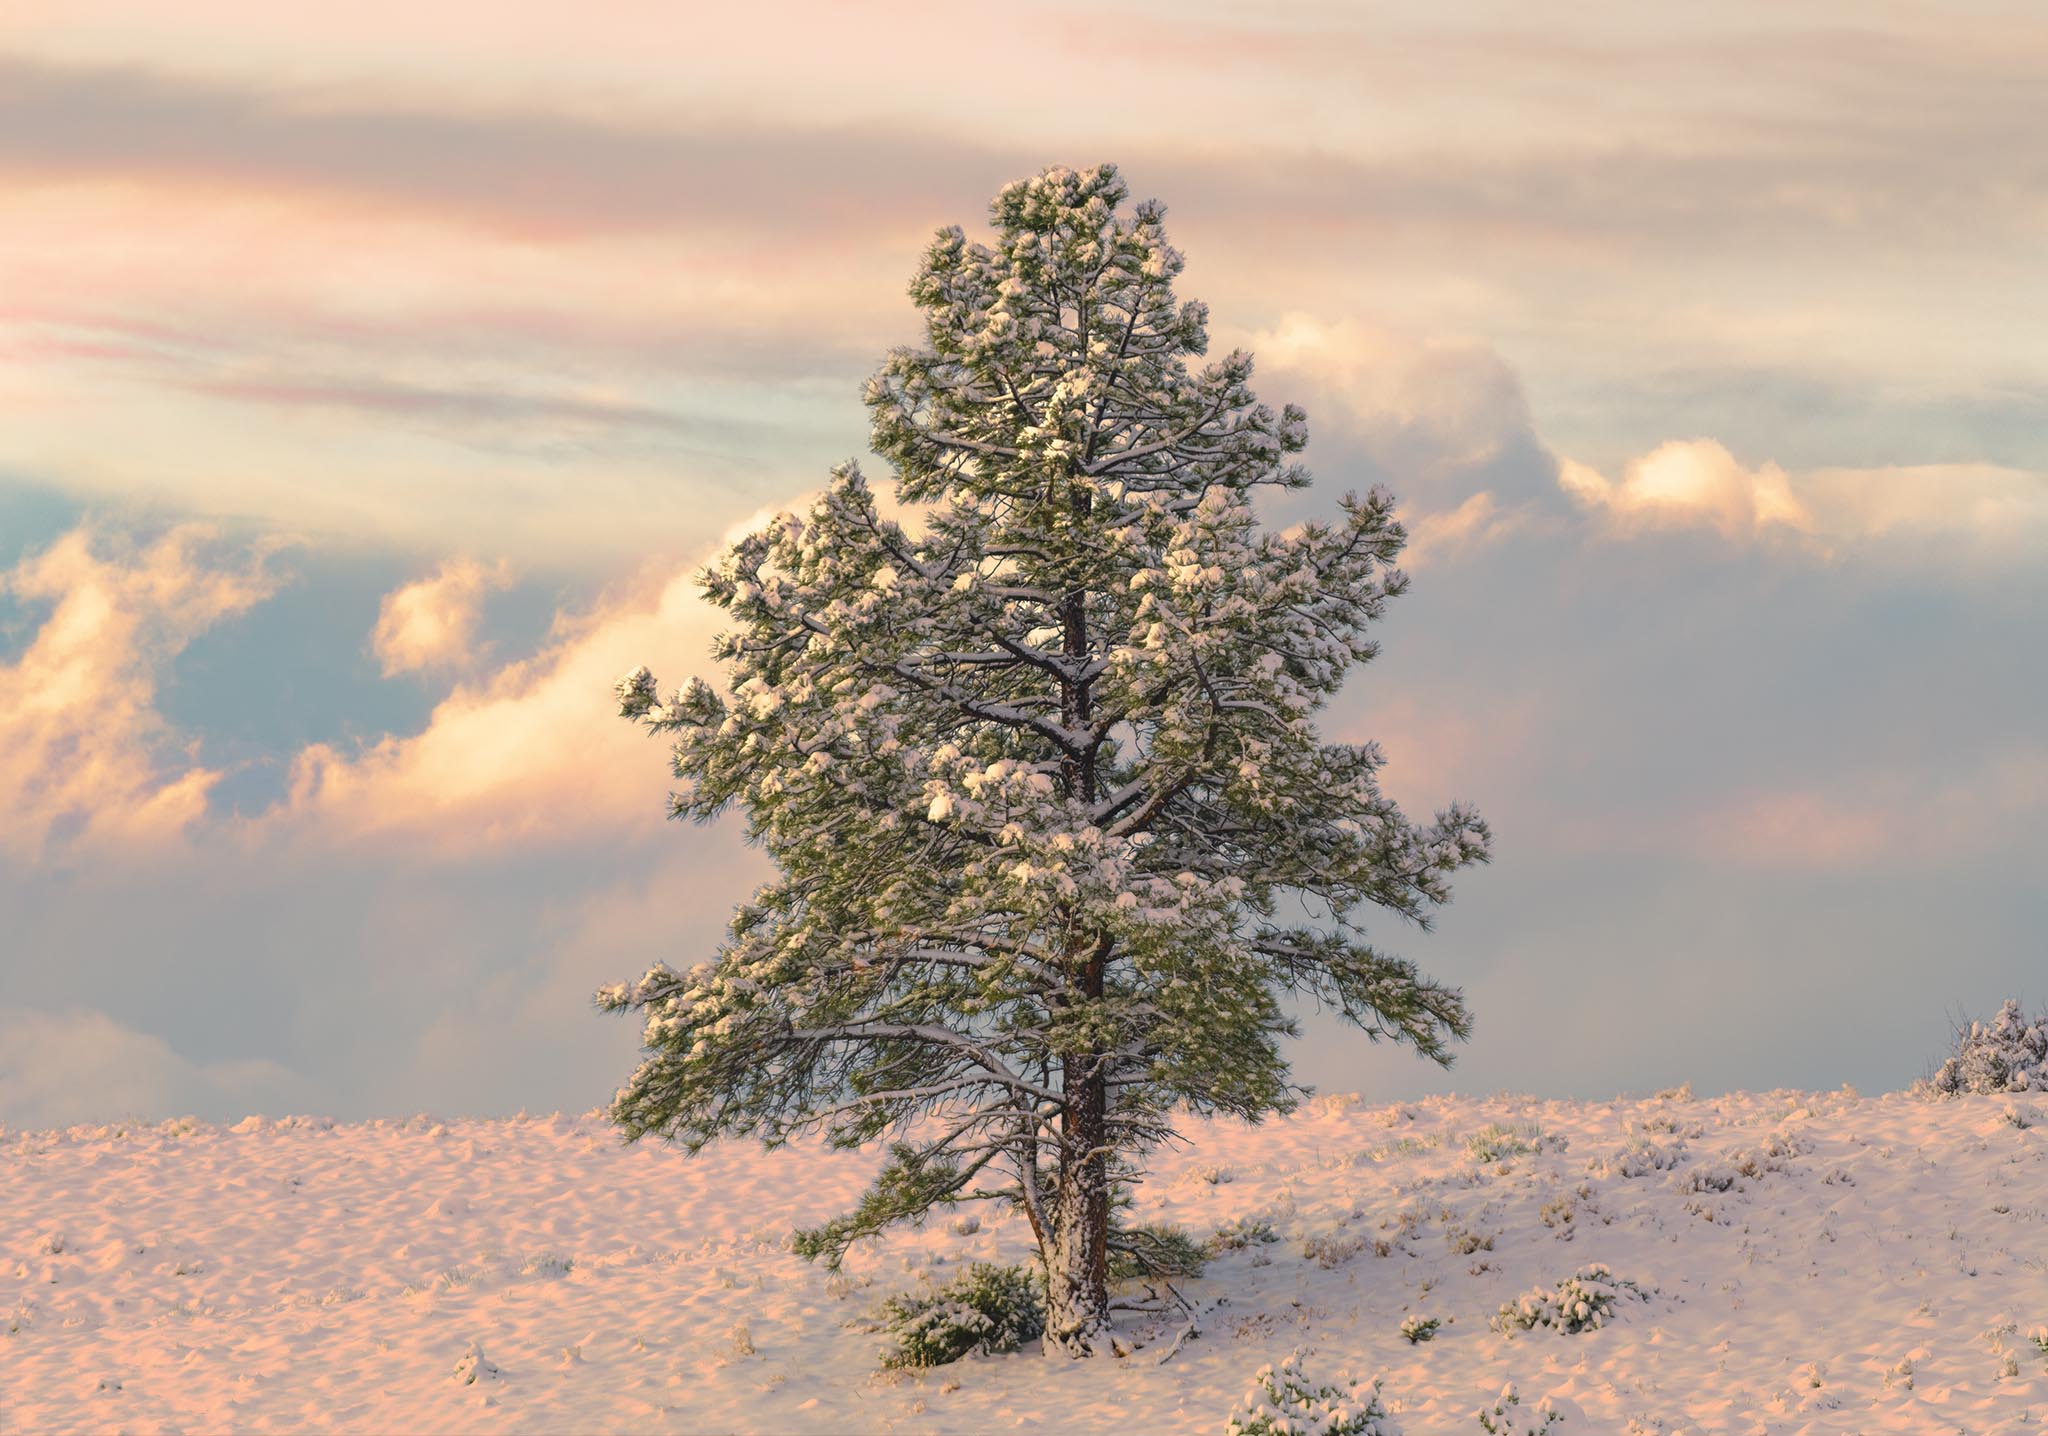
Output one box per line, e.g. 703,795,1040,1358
1041,1308,1112,1358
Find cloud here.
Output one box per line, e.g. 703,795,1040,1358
371,557,511,676
274,555,732,853
0,507,770,865
1559,440,1809,539
1244,314,1551,493
1561,439,2048,556
0,524,284,863
1401,490,1535,570
0,1004,317,1128
0,57,1013,241
1686,746,2048,871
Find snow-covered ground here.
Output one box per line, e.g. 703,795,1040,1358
9,1086,2048,1433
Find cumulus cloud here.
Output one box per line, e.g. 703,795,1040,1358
371,557,511,676
1561,440,2048,556
0,1004,317,1128
1245,314,1549,493
0,525,284,863
275,557,730,853
1558,439,1809,538
1401,490,1534,570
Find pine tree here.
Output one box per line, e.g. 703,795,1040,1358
600,163,1490,1356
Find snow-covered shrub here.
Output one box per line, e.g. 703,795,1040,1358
1445,1224,1494,1255
1922,999,2048,1096
1679,1162,1741,1194
875,1261,1044,1369
1467,1123,1541,1163
1599,1138,1686,1179
1400,1314,1441,1344
1491,1265,1648,1336
1302,1231,1378,1267
1110,1221,1208,1282
1208,1216,1281,1254
1476,1383,1562,1432
1735,1132,1803,1177
452,1341,500,1385
1224,1348,1396,1436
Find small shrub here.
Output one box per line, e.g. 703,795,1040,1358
1735,1132,1803,1177
1445,1225,1494,1256
1224,1348,1395,1436
1491,1265,1648,1336
1400,1314,1441,1344
1679,1162,1741,1194
1302,1232,1369,1268
1467,1123,1540,1164
1922,999,2048,1097
452,1341,500,1385
1477,1382,1562,1433
875,1261,1044,1369
1600,1138,1686,1179
1208,1217,1282,1254
1110,1221,1208,1282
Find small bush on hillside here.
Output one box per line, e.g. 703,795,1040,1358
875,1262,1044,1369
1491,1265,1648,1336
1467,1123,1541,1163
1208,1216,1282,1254
1225,1349,1396,1436
1303,1231,1379,1267
1400,1314,1442,1344
1109,1221,1208,1282
1599,1138,1686,1179
1922,999,2048,1097
1476,1383,1563,1432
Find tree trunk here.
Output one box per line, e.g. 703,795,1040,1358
1044,462,1112,1356
1042,1057,1111,1356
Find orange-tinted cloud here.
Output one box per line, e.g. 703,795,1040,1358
1560,440,1808,539
0,525,284,863
371,558,512,676
1561,440,2047,555
271,558,731,854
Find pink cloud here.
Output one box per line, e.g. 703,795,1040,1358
268,555,734,855
0,525,285,863
1560,441,2048,557
0,1004,316,1129
1559,440,1809,539
1688,750,2048,870
370,558,512,677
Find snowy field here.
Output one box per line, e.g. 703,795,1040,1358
9,1086,2048,1434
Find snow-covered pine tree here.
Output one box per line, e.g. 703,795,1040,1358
600,162,1490,1357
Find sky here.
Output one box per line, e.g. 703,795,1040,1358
2,1,2044,1128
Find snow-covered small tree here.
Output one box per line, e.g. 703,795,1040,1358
599,163,1490,1356
1922,998,2048,1097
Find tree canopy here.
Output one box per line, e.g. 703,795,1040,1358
601,162,1490,1355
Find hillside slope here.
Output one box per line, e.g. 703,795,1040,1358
8,1087,2047,1433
